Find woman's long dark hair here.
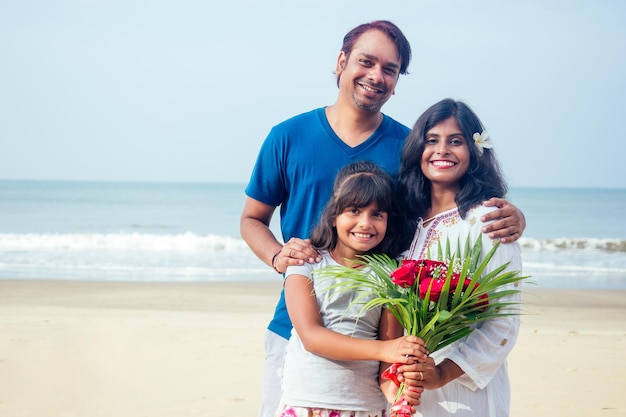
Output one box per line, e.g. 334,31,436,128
397,98,507,243
310,160,406,258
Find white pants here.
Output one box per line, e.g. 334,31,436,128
259,330,288,417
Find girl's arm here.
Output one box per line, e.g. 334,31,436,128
379,309,443,408
377,309,424,406
284,274,426,364
377,307,407,371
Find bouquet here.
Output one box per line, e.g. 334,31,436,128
314,235,529,417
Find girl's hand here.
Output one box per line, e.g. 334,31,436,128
380,335,428,365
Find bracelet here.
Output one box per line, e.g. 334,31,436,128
271,249,284,274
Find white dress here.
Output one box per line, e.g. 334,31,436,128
404,206,523,417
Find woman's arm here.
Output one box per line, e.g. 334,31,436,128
435,239,523,390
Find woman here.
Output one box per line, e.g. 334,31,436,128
396,98,523,417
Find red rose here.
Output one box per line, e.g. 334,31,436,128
419,277,445,301
417,259,449,280
475,293,489,312
459,279,489,312
449,273,461,290
390,260,421,287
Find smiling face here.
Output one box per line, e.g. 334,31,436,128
332,201,387,261
420,116,471,192
335,29,401,113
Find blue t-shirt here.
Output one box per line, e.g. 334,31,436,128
245,107,410,339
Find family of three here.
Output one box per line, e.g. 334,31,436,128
241,20,525,417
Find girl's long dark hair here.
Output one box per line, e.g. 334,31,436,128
397,98,507,245
310,160,406,258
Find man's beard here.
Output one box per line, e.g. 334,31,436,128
353,93,385,113
351,81,389,113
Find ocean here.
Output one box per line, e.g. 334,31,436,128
0,180,625,289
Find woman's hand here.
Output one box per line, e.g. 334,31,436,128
399,357,464,390
397,356,438,389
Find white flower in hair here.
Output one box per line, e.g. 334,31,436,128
472,130,493,155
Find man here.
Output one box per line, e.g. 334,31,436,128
240,20,525,417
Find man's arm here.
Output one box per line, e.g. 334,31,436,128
481,198,527,243
240,197,282,269
240,197,320,274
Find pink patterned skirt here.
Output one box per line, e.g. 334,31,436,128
274,404,387,417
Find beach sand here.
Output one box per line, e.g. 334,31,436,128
0,280,625,417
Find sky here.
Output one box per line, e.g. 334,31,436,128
1,0,625,189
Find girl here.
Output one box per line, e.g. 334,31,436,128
275,161,428,417
397,98,523,417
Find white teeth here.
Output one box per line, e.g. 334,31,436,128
361,84,380,93
432,161,455,167
353,233,373,238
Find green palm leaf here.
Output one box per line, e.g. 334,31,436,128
314,236,531,355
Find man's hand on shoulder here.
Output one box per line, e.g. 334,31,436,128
273,238,322,274
481,198,526,243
